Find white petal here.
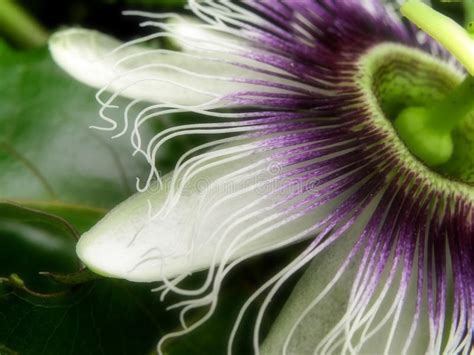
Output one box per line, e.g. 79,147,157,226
261,233,359,355
262,227,432,355
49,28,306,106
163,15,248,53
76,146,337,282
49,29,123,92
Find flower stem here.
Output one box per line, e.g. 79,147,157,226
465,0,474,27
401,0,474,75
394,75,474,167
0,0,48,49
429,75,474,132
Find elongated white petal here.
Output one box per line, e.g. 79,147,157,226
49,28,306,106
262,251,432,355
261,192,437,355
76,145,338,282
261,233,359,355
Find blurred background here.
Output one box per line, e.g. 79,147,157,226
1,0,186,49
0,0,469,50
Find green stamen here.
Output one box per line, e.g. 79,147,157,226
394,75,474,166
392,1,474,167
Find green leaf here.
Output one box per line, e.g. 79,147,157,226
0,279,173,355
0,343,18,355
0,43,182,355
0,200,179,355
0,44,150,208
0,202,89,291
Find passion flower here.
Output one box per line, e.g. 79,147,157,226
49,0,473,353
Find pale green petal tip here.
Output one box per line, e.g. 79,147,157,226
73,191,166,283
401,0,474,75
76,234,118,280
48,28,121,90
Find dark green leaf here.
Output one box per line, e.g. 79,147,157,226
0,44,150,207
0,343,19,355
0,279,173,355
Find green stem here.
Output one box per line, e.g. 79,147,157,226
0,0,48,49
402,0,474,75
428,75,474,132
464,0,474,27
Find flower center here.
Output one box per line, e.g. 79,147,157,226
393,75,474,167
357,44,474,186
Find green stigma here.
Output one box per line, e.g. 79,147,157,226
393,1,474,167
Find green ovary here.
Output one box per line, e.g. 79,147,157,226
394,107,454,166
361,44,474,185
